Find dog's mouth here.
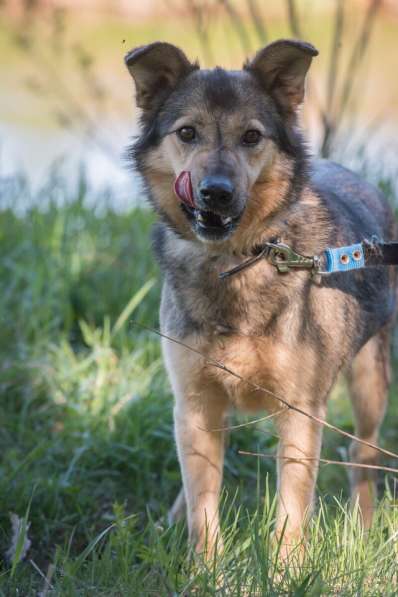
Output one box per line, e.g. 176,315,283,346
180,203,241,240
174,171,242,240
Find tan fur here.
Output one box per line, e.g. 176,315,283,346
157,180,390,556
126,41,394,559
153,169,391,558
146,109,285,253
165,325,390,556
161,252,358,554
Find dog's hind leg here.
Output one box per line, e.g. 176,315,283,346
347,326,391,528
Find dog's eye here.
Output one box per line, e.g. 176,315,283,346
242,129,262,146
177,127,196,143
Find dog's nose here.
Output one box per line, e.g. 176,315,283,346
199,176,234,206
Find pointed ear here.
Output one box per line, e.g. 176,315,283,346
125,42,197,113
244,39,318,114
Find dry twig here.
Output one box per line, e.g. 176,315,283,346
286,0,301,38
211,409,285,432
239,451,398,476
186,0,214,65
246,0,267,45
320,0,345,157
219,0,252,54
133,322,398,464
337,0,381,124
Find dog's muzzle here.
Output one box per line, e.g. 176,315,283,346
174,170,242,240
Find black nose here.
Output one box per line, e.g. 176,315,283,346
199,176,234,206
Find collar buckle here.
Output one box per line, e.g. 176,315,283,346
266,242,315,273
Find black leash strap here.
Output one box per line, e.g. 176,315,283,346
364,241,398,266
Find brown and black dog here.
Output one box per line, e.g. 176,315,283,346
125,39,396,557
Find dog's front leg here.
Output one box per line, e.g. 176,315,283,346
275,407,324,555
174,397,226,557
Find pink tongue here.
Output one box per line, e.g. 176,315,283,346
174,171,195,209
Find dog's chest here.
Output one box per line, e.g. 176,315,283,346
203,331,300,411
167,251,304,338
162,256,316,411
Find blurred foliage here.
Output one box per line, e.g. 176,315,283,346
186,0,382,157
0,0,391,160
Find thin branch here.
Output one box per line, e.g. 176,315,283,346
320,0,345,157
132,322,398,463
246,0,267,45
210,408,286,432
286,0,302,38
239,451,398,476
284,0,329,146
186,0,214,65
326,0,345,115
336,0,381,127
218,0,252,55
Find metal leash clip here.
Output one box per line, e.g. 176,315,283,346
219,241,326,279
266,242,317,274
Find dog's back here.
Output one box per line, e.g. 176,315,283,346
312,159,394,243
311,159,396,348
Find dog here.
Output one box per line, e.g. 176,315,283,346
125,39,396,557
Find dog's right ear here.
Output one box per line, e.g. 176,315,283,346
125,42,197,114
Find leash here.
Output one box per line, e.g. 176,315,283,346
219,237,398,279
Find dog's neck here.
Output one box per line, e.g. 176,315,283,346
203,154,318,257
157,153,330,263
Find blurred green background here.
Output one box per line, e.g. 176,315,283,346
1,1,398,594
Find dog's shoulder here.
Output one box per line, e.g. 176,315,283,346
309,159,394,241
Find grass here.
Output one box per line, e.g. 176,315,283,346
0,169,398,595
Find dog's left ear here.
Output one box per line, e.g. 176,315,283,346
244,39,318,114
125,42,197,114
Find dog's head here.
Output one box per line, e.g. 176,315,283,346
125,40,317,246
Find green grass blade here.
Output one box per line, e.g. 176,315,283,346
112,278,155,336
10,494,34,578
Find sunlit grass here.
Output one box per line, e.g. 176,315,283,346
0,171,397,594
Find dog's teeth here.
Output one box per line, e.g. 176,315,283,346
221,216,232,225
196,212,205,223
